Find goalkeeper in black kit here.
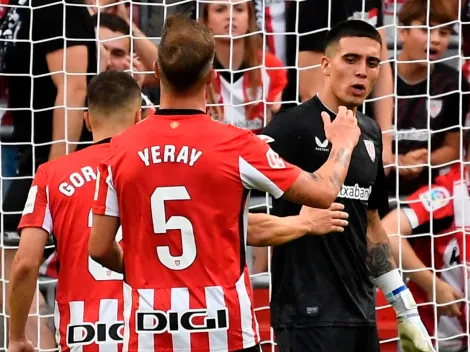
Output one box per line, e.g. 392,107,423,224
262,20,434,352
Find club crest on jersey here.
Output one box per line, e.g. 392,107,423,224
170,121,179,129
363,140,376,162
427,99,443,118
419,186,450,212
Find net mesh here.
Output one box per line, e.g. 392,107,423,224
0,0,468,351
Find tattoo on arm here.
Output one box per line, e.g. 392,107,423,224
366,211,396,278
310,172,322,181
366,241,395,278
329,171,342,190
328,147,350,168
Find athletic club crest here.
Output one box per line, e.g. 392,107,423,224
364,140,376,162
428,99,443,118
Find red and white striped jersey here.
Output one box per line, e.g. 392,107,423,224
18,140,124,352
212,51,287,135
401,165,468,351
93,111,301,351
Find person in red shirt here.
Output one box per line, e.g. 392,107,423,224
88,15,361,352
381,136,470,352
7,71,143,352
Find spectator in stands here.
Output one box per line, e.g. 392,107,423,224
200,0,287,134
93,13,155,116
86,0,159,88
282,0,394,172
1,0,98,348
380,133,470,352
388,0,469,197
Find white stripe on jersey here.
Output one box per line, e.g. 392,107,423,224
99,299,120,352
171,288,190,350
105,166,119,217
43,186,53,233
69,301,85,352
137,289,155,351
123,283,132,352
205,286,228,351
54,301,61,349
235,272,257,349
238,156,283,199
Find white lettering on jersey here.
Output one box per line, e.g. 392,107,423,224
337,184,372,201
418,186,450,212
59,166,97,197
23,185,38,215
138,145,202,167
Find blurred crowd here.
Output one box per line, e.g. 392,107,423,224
0,0,469,350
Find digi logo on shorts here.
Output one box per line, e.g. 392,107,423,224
136,308,229,334
66,321,124,345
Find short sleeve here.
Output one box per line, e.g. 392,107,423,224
93,161,120,217
367,154,389,212
238,131,301,199
18,165,53,234
401,184,454,230
34,1,94,55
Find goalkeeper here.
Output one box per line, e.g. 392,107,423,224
262,20,433,352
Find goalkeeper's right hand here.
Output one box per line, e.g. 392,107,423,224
396,308,435,352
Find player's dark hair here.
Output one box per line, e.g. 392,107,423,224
91,13,131,36
157,14,215,93
324,20,382,53
87,70,141,116
398,0,456,27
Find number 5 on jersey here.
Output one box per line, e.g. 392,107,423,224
87,209,123,281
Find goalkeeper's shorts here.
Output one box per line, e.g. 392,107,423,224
274,326,380,352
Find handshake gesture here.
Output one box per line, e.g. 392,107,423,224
321,106,361,151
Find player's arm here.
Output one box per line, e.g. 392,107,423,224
89,162,123,273
8,168,51,347
9,228,49,344
89,215,123,273
366,160,434,351
247,203,348,246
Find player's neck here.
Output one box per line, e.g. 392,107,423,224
397,51,432,85
159,87,207,112
214,39,244,70
92,126,128,143
317,91,357,116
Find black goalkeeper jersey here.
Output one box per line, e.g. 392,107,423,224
263,95,389,328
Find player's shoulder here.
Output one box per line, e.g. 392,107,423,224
357,111,381,139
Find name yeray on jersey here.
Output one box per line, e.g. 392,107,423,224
138,144,203,167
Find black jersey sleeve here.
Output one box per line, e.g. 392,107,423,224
261,112,301,165
368,141,389,212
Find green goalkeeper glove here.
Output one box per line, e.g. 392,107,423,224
374,269,435,352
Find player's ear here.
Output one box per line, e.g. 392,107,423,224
321,56,331,76
135,109,142,123
84,111,92,132
205,68,216,86
398,27,407,43
153,61,160,80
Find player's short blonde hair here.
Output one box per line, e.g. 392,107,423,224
157,15,215,93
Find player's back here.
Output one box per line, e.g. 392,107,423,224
19,140,123,351
100,111,300,351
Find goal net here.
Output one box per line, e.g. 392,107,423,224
0,0,469,351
